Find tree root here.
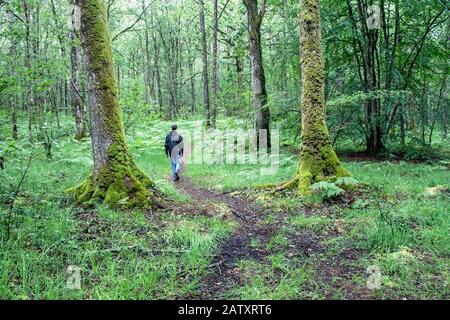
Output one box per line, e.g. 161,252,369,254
272,176,300,194
254,183,280,189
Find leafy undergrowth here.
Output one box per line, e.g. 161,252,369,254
1,116,449,299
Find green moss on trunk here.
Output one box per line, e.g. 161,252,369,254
68,0,155,208
68,143,155,208
276,0,350,196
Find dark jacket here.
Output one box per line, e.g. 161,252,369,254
165,131,184,158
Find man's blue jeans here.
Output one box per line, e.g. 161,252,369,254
171,161,180,180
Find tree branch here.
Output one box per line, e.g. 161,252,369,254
112,0,156,42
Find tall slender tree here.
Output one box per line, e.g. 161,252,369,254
69,0,155,207
69,0,87,140
198,0,211,128
244,0,270,147
151,12,164,114
23,0,34,142
276,0,349,195
7,11,18,140
142,0,154,105
211,0,219,127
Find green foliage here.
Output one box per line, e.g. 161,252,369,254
0,138,19,167
0,116,236,298
335,177,359,188
311,181,345,199
392,144,446,163
0,0,448,299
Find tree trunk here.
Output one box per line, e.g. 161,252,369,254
151,18,163,114
277,0,349,195
142,0,154,105
188,56,196,113
8,12,18,140
198,0,211,128
346,0,384,154
244,0,271,147
440,74,448,139
70,40,86,140
156,15,178,119
23,0,34,142
64,80,69,115
399,103,405,146
69,3,87,140
51,87,61,129
69,0,155,207
211,0,219,127
440,20,449,139
233,55,244,117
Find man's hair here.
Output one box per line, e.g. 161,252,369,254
171,124,177,131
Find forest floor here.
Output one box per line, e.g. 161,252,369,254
1,117,449,299
175,177,373,300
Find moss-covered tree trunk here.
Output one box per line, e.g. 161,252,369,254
68,0,154,207
277,0,349,195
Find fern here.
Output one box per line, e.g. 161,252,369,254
311,181,345,199
335,177,359,187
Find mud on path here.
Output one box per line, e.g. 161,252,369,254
173,177,374,300
175,178,273,299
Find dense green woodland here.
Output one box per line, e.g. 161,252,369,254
0,0,448,300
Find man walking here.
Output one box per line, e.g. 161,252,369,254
165,124,184,181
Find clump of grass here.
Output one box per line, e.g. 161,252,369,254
229,259,313,300
291,215,330,233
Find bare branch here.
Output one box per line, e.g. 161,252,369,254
112,0,156,42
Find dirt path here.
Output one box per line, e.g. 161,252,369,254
173,177,374,300
175,178,273,299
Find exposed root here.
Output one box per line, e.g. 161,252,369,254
254,183,279,189
272,176,300,194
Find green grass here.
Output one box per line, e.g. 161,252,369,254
0,116,235,299
1,114,449,299
290,215,330,233
228,259,315,300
